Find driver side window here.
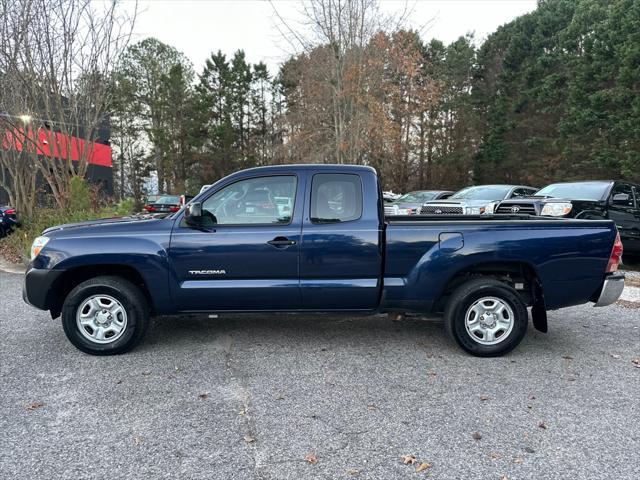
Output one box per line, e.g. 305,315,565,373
202,176,297,225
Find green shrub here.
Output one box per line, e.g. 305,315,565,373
113,198,135,216
68,176,93,212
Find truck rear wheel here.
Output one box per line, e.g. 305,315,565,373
61,276,149,355
444,278,528,357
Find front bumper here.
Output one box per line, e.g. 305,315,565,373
22,267,65,311
594,273,625,307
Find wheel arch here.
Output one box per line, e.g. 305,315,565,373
47,264,154,319
434,260,545,316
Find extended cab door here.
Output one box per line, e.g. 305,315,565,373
168,172,304,311
299,170,383,310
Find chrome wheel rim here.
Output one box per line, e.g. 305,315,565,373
465,296,514,345
76,294,128,344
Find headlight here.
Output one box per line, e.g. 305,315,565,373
30,236,50,260
484,202,498,214
465,206,485,215
541,202,572,217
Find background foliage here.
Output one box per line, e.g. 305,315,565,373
109,0,640,201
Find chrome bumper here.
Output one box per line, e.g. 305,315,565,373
594,273,625,307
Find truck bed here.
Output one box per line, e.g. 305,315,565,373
382,216,616,312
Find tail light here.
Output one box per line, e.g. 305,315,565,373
169,206,180,213
4,208,15,215
145,205,156,212
606,231,623,273
261,202,274,209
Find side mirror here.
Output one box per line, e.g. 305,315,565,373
185,202,202,225
612,193,630,205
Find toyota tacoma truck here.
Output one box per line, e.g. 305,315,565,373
23,165,625,357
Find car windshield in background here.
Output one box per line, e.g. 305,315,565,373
397,191,438,202
535,182,609,200
450,186,511,200
155,196,181,205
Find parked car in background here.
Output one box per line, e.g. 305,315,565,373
382,191,401,203
0,205,18,237
143,195,192,215
421,185,538,215
493,180,640,255
385,190,453,216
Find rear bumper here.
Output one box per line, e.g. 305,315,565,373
22,267,64,311
594,273,625,307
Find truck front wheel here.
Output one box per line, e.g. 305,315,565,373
61,276,149,355
444,278,528,357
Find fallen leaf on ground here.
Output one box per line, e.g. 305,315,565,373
416,462,431,473
346,468,360,476
632,358,640,368
133,435,143,446
401,454,417,465
479,395,490,401
513,456,523,464
243,435,255,443
611,354,621,359
367,405,377,411
142,371,151,376
25,402,44,411
538,421,548,430
500,476,509,480
472,431,482,440
304,454,318,465
562,355,573,360
524,447,535,454
199,392,209,400
489,452,501,459
427,371,437,377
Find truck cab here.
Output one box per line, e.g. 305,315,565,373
169,165,383,311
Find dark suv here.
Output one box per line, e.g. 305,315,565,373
494,181,640,255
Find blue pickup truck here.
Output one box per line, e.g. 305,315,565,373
23,165,625,357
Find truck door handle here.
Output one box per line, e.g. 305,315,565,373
267,237,297,248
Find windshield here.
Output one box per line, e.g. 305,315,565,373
451,186,512,200
535,182,608,200
397,191,439,203
155,195,181,205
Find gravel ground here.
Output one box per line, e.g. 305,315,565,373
1,270,639,480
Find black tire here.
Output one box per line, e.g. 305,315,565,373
444,278,528,357
61,276,149,355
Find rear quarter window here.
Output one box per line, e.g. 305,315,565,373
311,174,363,223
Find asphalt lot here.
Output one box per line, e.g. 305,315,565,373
1,270,639,480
